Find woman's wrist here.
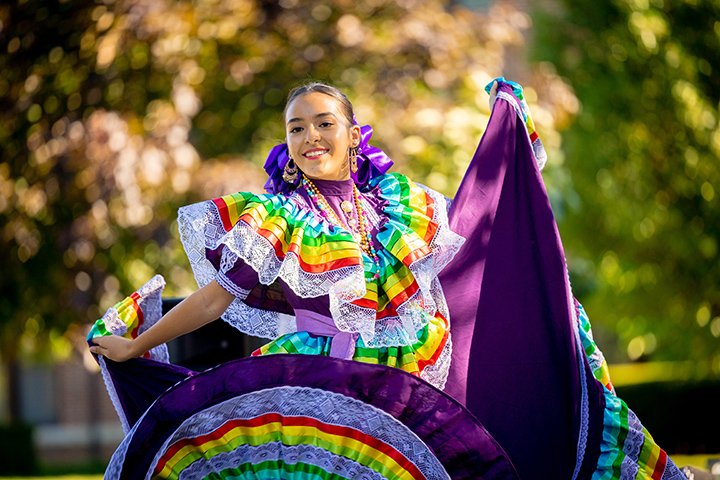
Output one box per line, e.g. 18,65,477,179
128,336,146,359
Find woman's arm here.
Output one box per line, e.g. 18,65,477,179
89,280,234,362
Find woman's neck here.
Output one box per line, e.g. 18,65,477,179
308,177,355,197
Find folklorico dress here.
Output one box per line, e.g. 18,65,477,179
89,79,686,479
179,172,462,389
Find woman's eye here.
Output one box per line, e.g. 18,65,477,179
289,127,303,134
319,122,333,128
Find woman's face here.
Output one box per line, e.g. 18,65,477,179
285,92,361,181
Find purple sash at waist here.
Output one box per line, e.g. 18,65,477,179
295,309,359,360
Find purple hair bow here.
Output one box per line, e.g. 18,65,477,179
263,123,394,195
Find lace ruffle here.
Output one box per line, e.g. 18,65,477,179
142,386,449,480
420,334,452,390
87,274,168,363
87,274,169,433
488,77,548,171
178,173,464,347
574,302,685,480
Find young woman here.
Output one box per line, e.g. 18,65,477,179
89,80,686,479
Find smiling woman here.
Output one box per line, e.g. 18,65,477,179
88,79,688,480
284,90,361,182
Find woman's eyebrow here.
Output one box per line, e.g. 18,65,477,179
287,112,337,125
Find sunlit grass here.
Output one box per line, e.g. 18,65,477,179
608,361,719,387
0,477,102,480
671,453,720,471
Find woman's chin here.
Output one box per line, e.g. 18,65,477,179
304,169,349,182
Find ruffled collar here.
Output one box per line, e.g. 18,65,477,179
178,173,465,347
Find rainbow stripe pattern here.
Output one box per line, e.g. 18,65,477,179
182,172,463,380
87,274,167,362
485,77,547,169
153,414,427,479
208,173,452,316
129,385,449,479
211,191,362,273
575,301,681,479
88,292,144,340
254,311,450,377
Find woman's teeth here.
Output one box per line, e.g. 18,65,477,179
305,150,327,158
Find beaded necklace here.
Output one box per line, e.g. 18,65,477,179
302,175,381,280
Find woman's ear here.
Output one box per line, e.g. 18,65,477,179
350,124,361,147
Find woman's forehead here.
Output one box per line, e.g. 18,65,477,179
285,92,343,121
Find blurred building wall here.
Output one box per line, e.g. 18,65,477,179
18,356,122,466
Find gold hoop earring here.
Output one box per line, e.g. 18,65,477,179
283,156,298,183
349,146,358,174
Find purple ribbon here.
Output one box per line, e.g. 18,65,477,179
263,121,394,195
294,309,359,360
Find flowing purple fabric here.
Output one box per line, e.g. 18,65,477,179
100,357,195,429
110,355,519,479
440,82,603,478
96,81,628,479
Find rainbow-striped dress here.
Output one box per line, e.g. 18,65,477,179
176,172,464,389
89,78,686,480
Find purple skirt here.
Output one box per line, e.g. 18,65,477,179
102,354,518,479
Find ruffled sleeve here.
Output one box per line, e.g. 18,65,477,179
87,274,168,363
177,175,464,348
87,275,172,432
177,191,364,340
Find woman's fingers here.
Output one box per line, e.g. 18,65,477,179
89,336,106,355
88,335,133,361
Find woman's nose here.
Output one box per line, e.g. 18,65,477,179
305,125,321,143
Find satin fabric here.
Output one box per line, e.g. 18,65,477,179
106,355,519,479
441,82,602,478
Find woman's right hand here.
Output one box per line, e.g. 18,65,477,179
489,80,498,110
89,335,139,362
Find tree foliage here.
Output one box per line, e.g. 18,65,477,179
0,0,576,376
534,0,720,366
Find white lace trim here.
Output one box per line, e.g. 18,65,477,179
96,274,169,363
106,413,136,478
570,297,589,480
496,90,547,171
178,183,464,348
360,187,462,347
97,275,169,436
662,462,687,480
137,275,169,363
215,271,251,300
585,329,685,479
178,196,365,294
220,297,296,340
98,356,131,434
178,443,386,480
420,333,452,390
145,386,449,480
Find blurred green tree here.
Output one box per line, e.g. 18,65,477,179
534,0,720,366
0,0,577,422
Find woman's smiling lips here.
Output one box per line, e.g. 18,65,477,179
303,148,329,159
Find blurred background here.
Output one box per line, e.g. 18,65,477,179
0,0,718,476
